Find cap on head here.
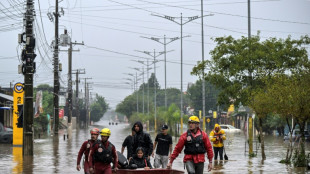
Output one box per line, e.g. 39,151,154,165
100,128,111,136
161,124,168,130
188,116,200,123
90,128,100,135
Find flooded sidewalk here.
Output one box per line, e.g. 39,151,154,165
0,120,309,173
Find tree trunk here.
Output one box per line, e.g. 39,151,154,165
259,117,266,160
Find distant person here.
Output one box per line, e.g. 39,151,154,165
129,147,152,170
209,124,226,160
88,128,118,174
152,124,172,168
121,127,135,159
167,116,213,174
131,121,153,160
76,128,100,174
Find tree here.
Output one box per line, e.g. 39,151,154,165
90,94,109,122
192,35,310,160
187,80,221,115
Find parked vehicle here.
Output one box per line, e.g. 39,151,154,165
0,123,13,144
284,129,310,141
219,125,242,133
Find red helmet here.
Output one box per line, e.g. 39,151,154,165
90,128,100,135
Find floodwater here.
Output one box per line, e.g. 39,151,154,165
0,119,309,174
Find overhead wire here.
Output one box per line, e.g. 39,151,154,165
135,0,310,25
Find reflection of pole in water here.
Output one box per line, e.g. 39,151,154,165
12,147,23,173
53,137,59,173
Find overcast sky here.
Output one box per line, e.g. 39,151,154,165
1,0,309,109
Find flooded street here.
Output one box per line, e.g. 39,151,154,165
0,119,309,173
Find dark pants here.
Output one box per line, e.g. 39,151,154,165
213,147,224,160
185,161,204,174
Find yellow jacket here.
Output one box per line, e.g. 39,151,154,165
209,124,226,147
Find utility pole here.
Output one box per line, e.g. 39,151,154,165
59,29,83,133
248,0,254,156
72,69,85,129
152,12,213,134
82,78,92,128
19,0,36,156
53,0,60,136
201,0,206,131
136,50,165,132
141,35,183,109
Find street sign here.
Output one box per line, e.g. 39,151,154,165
13,83,24,146
207,118,210,123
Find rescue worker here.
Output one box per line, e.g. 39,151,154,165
131,121,153,160
88,128,118,174
167,116,213,174
76,128,100,174
209,124,226,160
152,124,172,168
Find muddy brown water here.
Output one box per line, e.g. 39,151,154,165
0,120,309,173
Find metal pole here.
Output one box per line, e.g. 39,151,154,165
136,72,138,113
142,67,145,114
201,0,206,126
23,0,35,156
147,59,150,117
53,0,59,136
85,79,87,128
180,13,184,133
154,49,157,132
164,35,167,109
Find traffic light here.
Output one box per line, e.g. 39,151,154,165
17,104,23,128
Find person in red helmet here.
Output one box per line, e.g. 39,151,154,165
77,128,100,174
167,116,213,174
88,128,118,174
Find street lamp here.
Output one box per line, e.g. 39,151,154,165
152,13,213,133
135,50,165,132
132,60,154,117
141,35,184,109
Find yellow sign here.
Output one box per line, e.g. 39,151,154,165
13,83,24,146
199,110,201,119
213,111,217,118
207,118,210,123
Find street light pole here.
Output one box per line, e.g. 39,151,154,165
135,50,165,132
152,13,213,134
141,36,183,109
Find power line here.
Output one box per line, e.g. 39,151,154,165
135,0,310,25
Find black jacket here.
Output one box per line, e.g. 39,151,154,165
129,155,152,169
131,121,153,158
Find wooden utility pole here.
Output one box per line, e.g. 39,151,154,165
21,0,36,156
53,0,60,136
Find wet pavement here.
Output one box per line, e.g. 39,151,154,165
0,119,309,173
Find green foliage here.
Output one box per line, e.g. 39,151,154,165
192,35,310,107
187,80,221,114
34,114,49,132
90,94,109,122
249,153,257,158
116,73,188,121
292,143,307,167
279,159,291,164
